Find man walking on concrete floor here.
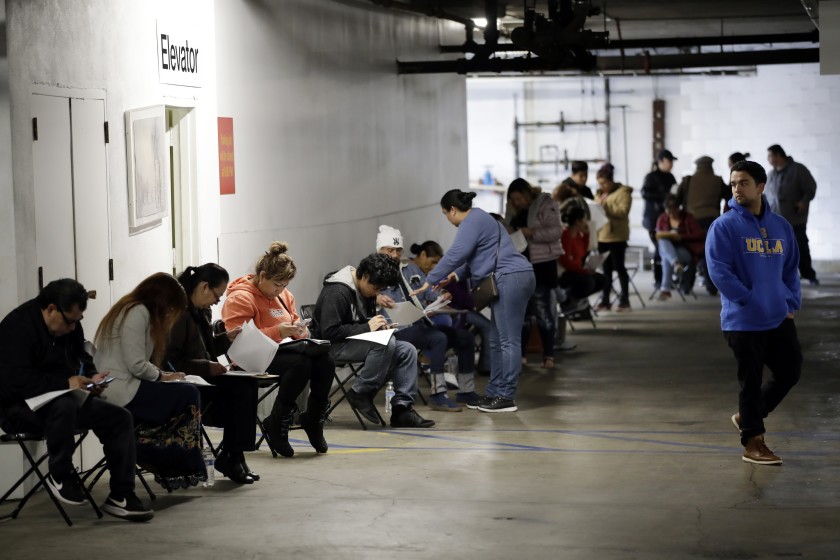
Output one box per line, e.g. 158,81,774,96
765,144,819,286
706,160,803,465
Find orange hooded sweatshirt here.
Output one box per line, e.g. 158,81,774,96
221,275,305,343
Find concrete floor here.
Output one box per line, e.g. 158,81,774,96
3,271,840,559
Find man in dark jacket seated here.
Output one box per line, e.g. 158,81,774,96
311,254,433,429
0,279,153,522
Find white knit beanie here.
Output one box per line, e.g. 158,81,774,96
376,225,403,251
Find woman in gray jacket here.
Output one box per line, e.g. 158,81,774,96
95,273,205,487
507,179,564,368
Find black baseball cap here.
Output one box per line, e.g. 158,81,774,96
656,149,677,161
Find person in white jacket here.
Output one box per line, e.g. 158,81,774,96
95,273,205,487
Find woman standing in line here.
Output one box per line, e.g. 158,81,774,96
506,178,564,369
411,190,535,413
166,263,260,484
595,163,634,312
94,273,206,487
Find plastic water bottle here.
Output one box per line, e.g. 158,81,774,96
384,382,395,415
202,447,215,488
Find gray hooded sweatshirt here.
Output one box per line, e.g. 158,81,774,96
311,266,375,343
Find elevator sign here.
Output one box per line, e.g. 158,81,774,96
157,21,201,88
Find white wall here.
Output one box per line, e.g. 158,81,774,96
214,0,468,306
0,55,18,317
6,0,220,315
467,66,840,266
468,75,690,249
679,63,840,263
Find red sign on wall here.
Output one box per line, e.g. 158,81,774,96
218,117,235,195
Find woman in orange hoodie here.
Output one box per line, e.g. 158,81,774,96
221,241,334,458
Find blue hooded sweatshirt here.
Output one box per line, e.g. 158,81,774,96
705,195,801,331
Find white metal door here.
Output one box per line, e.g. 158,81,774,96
32,94,75,287
70,97,112,330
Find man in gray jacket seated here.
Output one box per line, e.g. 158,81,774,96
311,253,434,429
766,144,819,285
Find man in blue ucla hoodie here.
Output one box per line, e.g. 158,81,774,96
706,160,802,466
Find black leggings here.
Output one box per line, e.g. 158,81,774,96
598,241,629,306
266,351,335,407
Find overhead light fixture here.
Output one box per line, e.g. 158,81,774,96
472,17,487,28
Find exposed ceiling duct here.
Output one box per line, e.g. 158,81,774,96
350,0,821,76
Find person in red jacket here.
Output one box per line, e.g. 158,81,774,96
655,194,705,299
558,205,606,303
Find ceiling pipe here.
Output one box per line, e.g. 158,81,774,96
366,0,475,29
397,47,819,75
439,30,820,53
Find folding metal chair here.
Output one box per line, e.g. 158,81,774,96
0,427,102,526
81,457,157,501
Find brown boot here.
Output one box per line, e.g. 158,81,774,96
742,435,782,465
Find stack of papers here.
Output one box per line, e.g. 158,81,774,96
226,320,329,372
385,294,460,326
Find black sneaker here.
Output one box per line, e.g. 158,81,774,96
476,396,518,413
390,406,435,428
346,389,382,425
45,472,87,506
102,492,154,522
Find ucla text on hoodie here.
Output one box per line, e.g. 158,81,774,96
705,195,801,332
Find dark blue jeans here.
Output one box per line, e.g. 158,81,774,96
487,270,536,399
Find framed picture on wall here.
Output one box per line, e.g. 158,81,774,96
125,105,169,228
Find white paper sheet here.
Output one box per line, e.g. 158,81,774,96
216,354,231,367
348,328,396,346
385,301,426,326
25,388,89,412
510,229,528,253
584,251,609,271
423,294,451,314
226,320,278,373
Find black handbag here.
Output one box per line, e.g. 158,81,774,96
470,223,503,312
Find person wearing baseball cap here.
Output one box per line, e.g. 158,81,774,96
642,149,678,288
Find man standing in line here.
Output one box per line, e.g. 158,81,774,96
765,144,819,286
706,161,802,465
676,155,730,295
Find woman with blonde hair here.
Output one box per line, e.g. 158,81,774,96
222,241,334,458
94,272,206,487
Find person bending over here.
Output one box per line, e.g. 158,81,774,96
311,253,433,428
654,194,704,299
376,230,477,411
95,273,205,488
222,242,334,457
166,263,260,483
0,279,153,521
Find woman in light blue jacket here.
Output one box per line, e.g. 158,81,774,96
412,190,535,413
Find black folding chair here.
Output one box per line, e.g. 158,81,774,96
0,425,102,526
81,457,157,501
327,359,384,430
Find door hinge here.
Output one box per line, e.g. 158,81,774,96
108,259,114,281
32,118,38,141
104,121,110,144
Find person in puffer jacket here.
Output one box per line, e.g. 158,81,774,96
507,178,564,369
706,160,802,467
